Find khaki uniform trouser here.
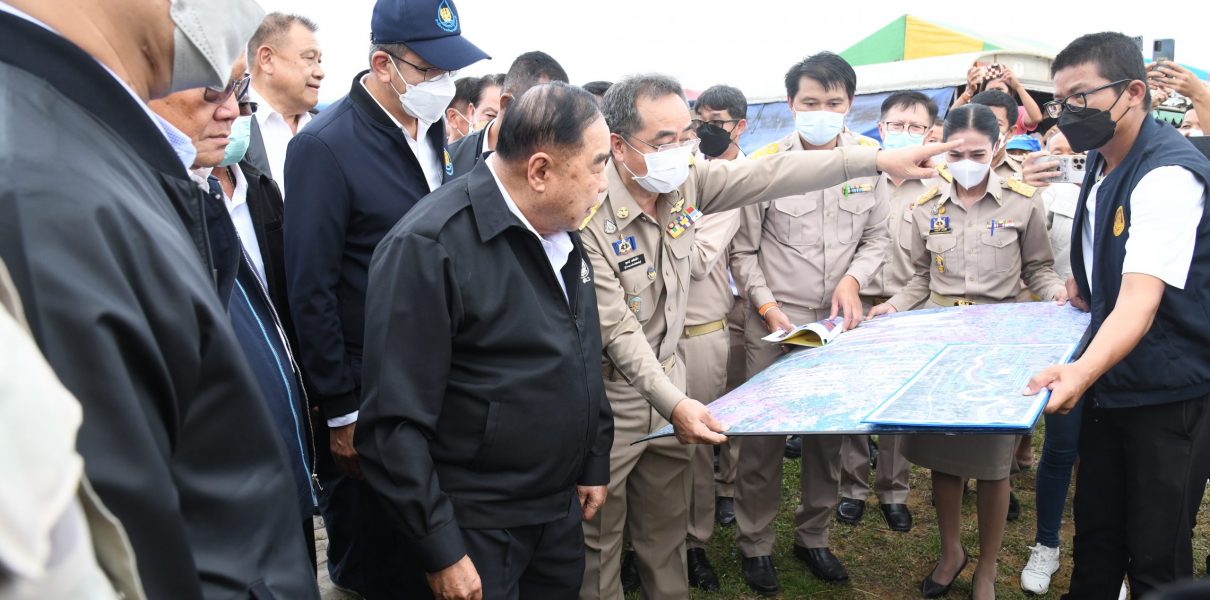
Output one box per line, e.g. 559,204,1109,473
733,304,909,556
581,361,692,600
678,322,735,550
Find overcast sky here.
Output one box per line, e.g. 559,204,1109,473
257,0,1209,103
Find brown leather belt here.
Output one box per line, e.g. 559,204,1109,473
930,292,984,307
683,318,726,338
602,355,677,382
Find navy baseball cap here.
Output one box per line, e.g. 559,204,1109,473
371,0,489,71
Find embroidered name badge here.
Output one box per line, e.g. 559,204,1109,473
1113,206,1126,237
612,236,637,256
619,254,646,272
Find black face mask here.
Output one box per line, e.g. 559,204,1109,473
696,122,733,158
1056,87,1128,153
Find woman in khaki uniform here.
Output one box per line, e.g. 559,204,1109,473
869,104,1067,600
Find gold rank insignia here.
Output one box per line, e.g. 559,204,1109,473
1113,206,1126,236
935,163,953,183
670,197,685,213
749,141,782,159
579,202,600,231
1003,177,1037,198
915,186,941,207
616,206,630,220
856,135,880,147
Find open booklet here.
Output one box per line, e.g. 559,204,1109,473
761,316,846,347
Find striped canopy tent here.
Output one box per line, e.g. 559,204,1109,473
839,14,1055,67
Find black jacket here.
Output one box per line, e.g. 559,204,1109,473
284,71,447,419
238,161,300,349
446,118,491,179
356,160,613,573
0,13,318,600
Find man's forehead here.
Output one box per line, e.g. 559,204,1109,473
1053,63,1107,94
696,107,734,120
636,94,691,132
884,104,929,123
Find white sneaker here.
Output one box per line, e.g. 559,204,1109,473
1021,544,1061,594
1119,581,1128,600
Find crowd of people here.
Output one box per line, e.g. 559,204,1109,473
2,1,1210,599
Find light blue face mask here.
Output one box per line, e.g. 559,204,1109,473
219,116,251,167
881,130,925,151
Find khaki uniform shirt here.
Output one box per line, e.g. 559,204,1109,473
1042,183,1079,280
995,152,1022,181
862,173,932,299
581,146,879,417
887,168,1065,311
684,209,742,327
730,131,890,313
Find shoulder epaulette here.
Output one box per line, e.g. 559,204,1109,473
749,141,782,159
1003,177,1037,198
935,163,953,183
579,202,601,231
915,186,940,206
856,135,881,148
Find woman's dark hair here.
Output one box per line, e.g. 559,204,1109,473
943,104,1002,145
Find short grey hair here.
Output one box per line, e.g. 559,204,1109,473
247,13,317,62
601,74,687,138
368,42,409,65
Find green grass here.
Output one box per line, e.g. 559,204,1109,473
628,429,1210,599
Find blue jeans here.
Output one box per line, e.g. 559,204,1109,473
1034,400,1084,548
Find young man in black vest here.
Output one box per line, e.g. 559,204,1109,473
1026,32,1210,599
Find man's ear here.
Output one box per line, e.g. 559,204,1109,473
527,152,553,193
256,45,274,75
609,132,627,163
734,118,748,138
1127,79,1149,109
370,52,394,85
499,92,514,114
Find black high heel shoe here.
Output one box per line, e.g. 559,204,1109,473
921,549,969,598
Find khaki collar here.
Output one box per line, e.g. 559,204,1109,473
604,158,691,229
937,167,1005,209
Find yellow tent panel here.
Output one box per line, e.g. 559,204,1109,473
903,15,988,61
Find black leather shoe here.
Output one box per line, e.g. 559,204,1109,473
835,497,865,524
620,549,639,594
1007,491,1020,522
687,548,720,591
716,496,736,527
741,555,780,596
880,503,913,532
784,435,802,459
793,545,849,583
921,549,969,598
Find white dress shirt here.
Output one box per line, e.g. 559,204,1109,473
486,156,575,301
359,75,443,192
1081,165,1205,290
248,85,312,195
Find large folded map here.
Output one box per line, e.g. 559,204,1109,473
643,302,1090,440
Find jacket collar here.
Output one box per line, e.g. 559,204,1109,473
0,12,184,177
937,167,1005,208
468,158,525,243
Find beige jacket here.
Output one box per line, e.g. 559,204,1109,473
886,168,1065,311
862,172,933,299
684,209,741,327
730,131,890,313
581,145,879,417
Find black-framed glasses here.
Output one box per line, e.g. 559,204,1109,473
204,73,250,105
692,118,740,131
382,50,456,82
882,121,929,137
624,135,699,154
1044,79,1130,118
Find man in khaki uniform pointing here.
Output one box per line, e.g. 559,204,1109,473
577,73,957,600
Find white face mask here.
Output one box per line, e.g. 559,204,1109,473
948,158,991,189
795,110,845,146
621,138,697,194
1186,128,1205,138
389,60,456,124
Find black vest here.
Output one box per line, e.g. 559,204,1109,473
1070,117,1210,407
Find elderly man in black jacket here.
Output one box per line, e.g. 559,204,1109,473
0,1,319,599
357,82,613,600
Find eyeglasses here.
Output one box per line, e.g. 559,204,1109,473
382,50,456,83
1043,79,1130,118
204,73,251,105
882,121,929,137
692,118,739,131
625,135,700,154
237,101,258,117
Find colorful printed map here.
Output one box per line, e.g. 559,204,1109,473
643,302,1090,440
